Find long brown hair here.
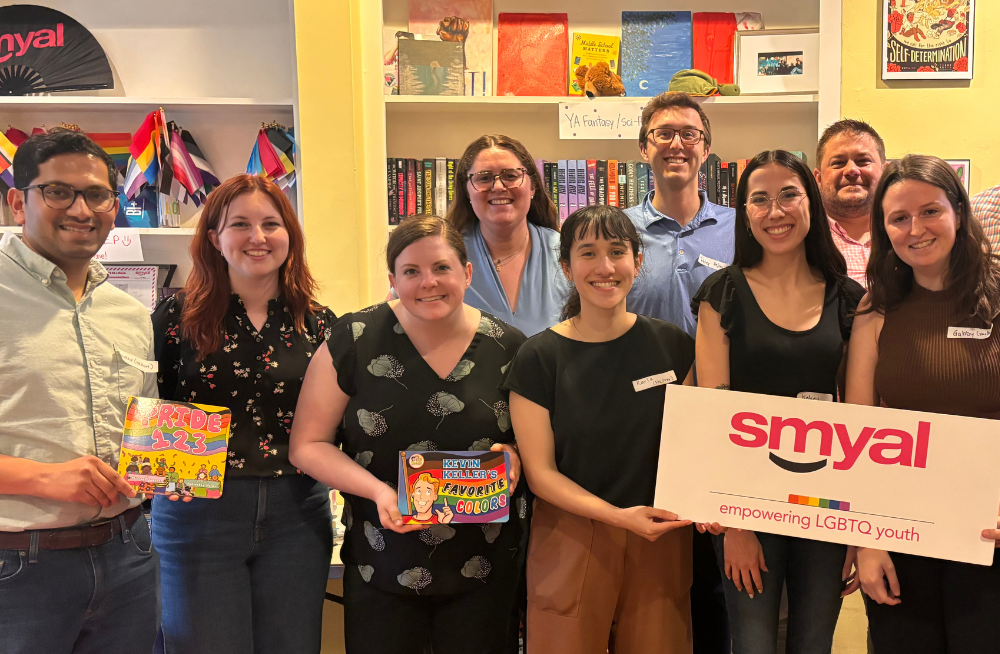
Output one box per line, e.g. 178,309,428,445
181,175,320,360
446,134,559,235
863,155,1000,322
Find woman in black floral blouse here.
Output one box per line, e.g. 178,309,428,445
151,175,335,654
290,215,528,654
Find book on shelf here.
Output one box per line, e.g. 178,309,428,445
496,13,568,97
408,158,419,216
398,39,466,96
446,159,456,211
567,159,578,216
396,159,406,224
422,159,434,215
542,162,553,201
728,161,739,208
626,161,638,208
596,160,608,206
557,160,568,221
618,165,628,209
636,162,649,204
704,153,720,205
408,0,493,97
621,11,693,98
570,33,621,96
386,159,397,222
548,163,558,206
435,158,447,217
586,160,597,207
719,161,731,208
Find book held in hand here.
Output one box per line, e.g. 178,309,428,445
118,397,231,498
398,450,511,524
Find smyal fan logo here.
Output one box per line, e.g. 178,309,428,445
0,24,64,63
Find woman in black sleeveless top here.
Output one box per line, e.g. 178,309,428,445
692,151,865,654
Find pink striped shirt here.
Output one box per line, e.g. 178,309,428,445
828,218,870,287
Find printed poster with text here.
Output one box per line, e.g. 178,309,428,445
118,397,231,498
398,450,510,525
653,385,1000,565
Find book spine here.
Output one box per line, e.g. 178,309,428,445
698,160,708,194
647,165,655,195
637,163,648,202
715,160,723,206
596,160,607,205
567,160,578,216
446,159,456,212
395,159,406,224
720,161,730,208
626,161,638,208
422,160,434,215
574,160,585,210
387,158,397,225
549,163,558,206
414,160,424,215
435,158,447,217
544,162,553,200
729,162,738,208
586,160,597,206
405,159,416,216
557,160,568,221
707,159,718,204
736,159,748,195
619,167,628,209
608,160,619,207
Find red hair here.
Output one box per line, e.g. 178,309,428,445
180,175,320,360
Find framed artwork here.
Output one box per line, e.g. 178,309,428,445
882,0,974,80
946,159,971,192
735,29,820,95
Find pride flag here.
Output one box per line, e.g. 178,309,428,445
129,110,165,187
0,131,17,189
87,132,133,173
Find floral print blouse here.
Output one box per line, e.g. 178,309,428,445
152,294,336,478
330,302,528,595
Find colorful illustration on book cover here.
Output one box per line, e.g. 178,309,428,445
398,40,466,96
398,451,510,524
570,33,621,96
409,0,493,97
621,12,694,98
118,397,231,498
883,0,972,78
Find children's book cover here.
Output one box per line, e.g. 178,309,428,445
496,13,568,96
570,33,621,95
398,40,467,96
118,397,231,498
409,0,493,96
398,450,511,524
621,11,693,97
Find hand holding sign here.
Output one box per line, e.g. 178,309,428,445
615,506,691,542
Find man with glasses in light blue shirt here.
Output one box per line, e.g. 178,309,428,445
625,91,736,654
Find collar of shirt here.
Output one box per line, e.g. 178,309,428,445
827,218,870,248
0,231,109,302
632,189,719,232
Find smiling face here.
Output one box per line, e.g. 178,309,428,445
208,191,290,285
882,179,958,283
815,133,884,220
411,478,438,516
10,153,118,270
389,234,472,322
639,106,709,192
466,147,534,231
562,227,642,313
744,163,811,258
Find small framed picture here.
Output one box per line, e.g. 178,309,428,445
945,159,971,193
882,0,974,80
735,29,820,95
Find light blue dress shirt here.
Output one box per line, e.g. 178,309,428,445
463,221,570,337
625,190,737,337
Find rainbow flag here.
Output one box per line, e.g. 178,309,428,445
87,132,132,173
0,131,17,189
246,126,296,191
129,110,164,187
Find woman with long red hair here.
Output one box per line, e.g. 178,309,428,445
151,174,336,654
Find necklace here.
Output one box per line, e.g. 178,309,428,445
490,231,528,272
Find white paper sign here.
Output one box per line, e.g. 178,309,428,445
559,101,646,140
632,371,677,392
948,326,993,340
697,254,728,271
116,346,158,373
95,229,143,262
105,265,158,311
653,385,1000,565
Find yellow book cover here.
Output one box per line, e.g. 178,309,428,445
118,397,231,499
569,33,621,96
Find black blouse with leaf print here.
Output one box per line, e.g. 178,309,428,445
329,302,529,596
152,294,336,478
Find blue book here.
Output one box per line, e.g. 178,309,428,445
567,159,578,216
557,160,568,222
621,11,692,98
575,160,587,210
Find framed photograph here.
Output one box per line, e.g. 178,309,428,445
735,29,820,95
882,0,974,80
945,159,971,192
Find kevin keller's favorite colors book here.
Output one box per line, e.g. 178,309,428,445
398,450,511,525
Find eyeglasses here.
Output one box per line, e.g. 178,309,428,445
21,184,118,213
467,168,527,192
646,127,705,146
746,190,807,217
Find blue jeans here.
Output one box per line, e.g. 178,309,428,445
0,512,160,654
152,475,333,654
713,532,846,654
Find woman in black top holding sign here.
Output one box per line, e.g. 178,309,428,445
692,150,865,654
504,205,695,654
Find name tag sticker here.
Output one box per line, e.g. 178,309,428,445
948,326,993,340
633,370,677,392
117,347,158,373
697,254,727,271
797,391,834,402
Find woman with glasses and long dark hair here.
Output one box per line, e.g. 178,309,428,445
846,155,1000,652
692,150,865,654
447,134,569,336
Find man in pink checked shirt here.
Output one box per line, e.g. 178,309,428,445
814,120,886,287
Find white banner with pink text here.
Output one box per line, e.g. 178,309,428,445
653,385,1000,565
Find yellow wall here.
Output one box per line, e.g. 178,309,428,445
841,0,998,195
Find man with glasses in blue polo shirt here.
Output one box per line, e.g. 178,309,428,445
625,90,736,654
0,129,159,653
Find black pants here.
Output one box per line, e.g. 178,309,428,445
692,529,731,653
344,563,521,654
865,549,1000,653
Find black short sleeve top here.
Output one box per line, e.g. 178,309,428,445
328,303,528,596
502,315,695,508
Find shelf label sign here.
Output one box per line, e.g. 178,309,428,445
96,228,144,262
559,101,646,140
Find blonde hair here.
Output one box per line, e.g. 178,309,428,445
415,472,440,494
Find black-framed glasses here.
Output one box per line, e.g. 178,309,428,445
646,127,705,146
746,190,807,217
21,184,118,213
467,168,527,192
